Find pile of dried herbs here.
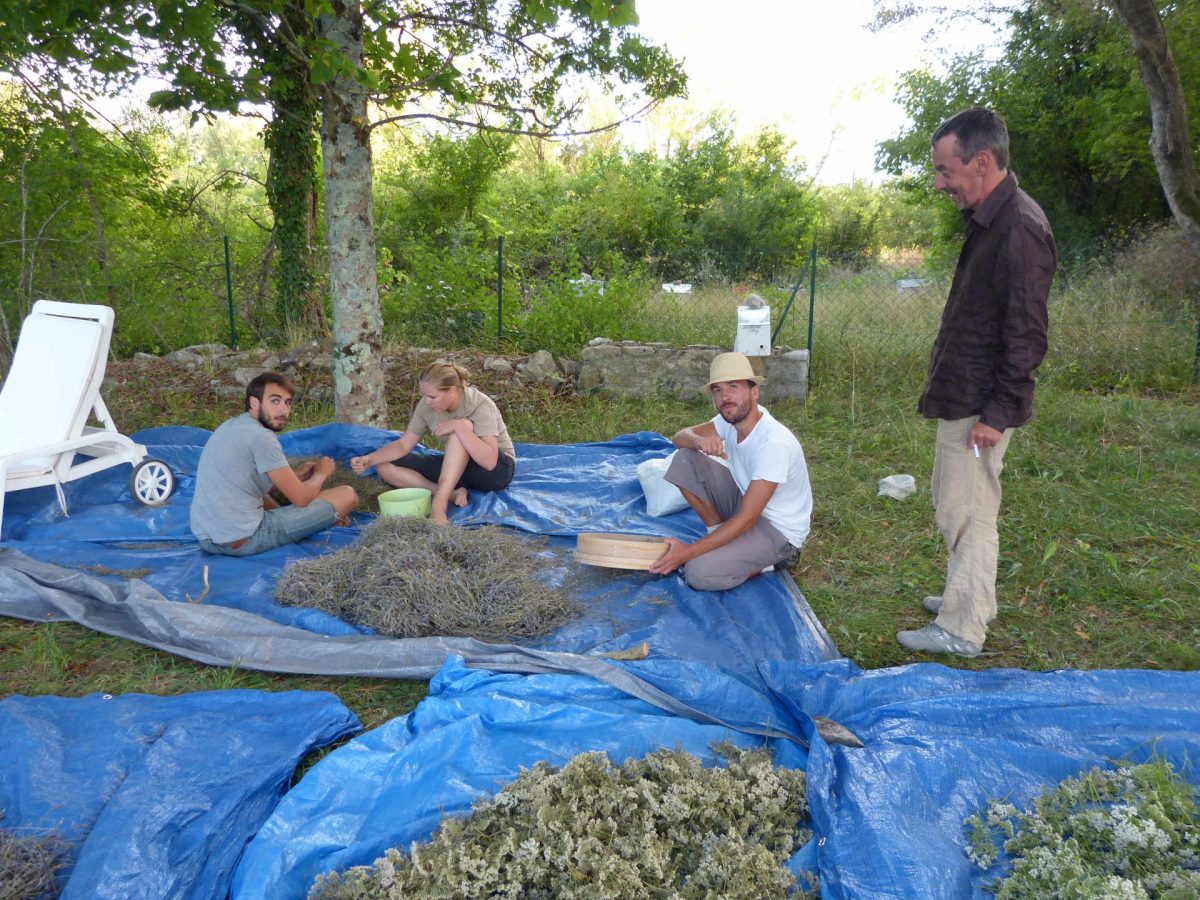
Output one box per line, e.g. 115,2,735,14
275,516,581,641
965,756,1200,897
0,816,68,900
283,457,393,513
309,743,816,899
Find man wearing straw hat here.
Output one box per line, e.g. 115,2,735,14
648,352,812,591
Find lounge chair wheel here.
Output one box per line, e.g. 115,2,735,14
130,459,175,506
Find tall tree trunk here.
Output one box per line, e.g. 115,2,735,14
265,0,323,332
317,0,388,425
1110,0,1200,254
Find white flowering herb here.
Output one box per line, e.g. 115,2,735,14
964,757,1200,898
310,742,817,899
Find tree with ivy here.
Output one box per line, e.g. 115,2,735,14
1,0,684,423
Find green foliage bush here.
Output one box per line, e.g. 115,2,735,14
517,266,654,355
379,241,501,347
876,1,1200,258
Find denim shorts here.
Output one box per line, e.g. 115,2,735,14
198,500,337,557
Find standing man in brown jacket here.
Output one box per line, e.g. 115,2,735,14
897,107,1058,658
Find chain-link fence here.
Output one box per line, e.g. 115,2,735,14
482,238,1199,391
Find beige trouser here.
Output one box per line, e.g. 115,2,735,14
931,416,1013,647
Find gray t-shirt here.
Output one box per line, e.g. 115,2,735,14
190,412,288,543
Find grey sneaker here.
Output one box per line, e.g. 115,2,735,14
896,624,982,658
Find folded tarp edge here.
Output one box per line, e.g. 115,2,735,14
0,548,809,745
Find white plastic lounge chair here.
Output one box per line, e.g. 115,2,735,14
0,300,175,539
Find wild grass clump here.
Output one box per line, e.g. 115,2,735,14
0,819,69,900
309,743,816,899
965,756,1200,897
275,517,581,641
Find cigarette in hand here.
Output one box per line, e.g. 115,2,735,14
973,444,980,459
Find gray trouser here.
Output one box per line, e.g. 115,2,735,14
931,416,1013,645
665,449,796,591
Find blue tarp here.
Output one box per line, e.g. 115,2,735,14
0,424,836,744
6,423,1200,898
763,659,1200,898
234,657,1200,899
232,656,815,899
0,426,832,655
0,690,359,899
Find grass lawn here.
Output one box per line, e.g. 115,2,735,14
2,347,1198,733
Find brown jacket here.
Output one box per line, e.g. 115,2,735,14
919,173,1057,430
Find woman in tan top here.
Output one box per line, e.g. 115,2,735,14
351,361,516,523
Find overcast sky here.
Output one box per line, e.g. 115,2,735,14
629,0,998,184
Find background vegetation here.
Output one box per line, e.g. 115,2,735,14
1,0,1199,728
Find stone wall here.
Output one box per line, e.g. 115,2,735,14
579,339,809,401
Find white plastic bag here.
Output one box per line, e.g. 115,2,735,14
877,474,917,500
637,453,689,517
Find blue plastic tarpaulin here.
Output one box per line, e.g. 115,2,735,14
0,425,837,744
231,657,1200,899
231,656,816,899
0,690,359,899
760,659,1200,898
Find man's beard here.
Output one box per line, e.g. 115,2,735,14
257,408,286,432
719,398,752,425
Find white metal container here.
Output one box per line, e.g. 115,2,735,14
734,305,771,356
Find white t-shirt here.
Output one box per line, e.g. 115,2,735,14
711,405,812,548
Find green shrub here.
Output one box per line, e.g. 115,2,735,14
380,242,501,347
518,266,654,355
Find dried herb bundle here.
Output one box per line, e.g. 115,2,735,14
0,823,68,900
966,756,1200,897
286,457,393,512
310,743,817,899
275,517,580,641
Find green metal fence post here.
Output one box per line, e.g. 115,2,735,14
223,235,237,349
497,235,504,339
807,238,816,355
1193,312,1199,381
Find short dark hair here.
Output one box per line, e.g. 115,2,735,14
245,371,295,411
933,107,1010,170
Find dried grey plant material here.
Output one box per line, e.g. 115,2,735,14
965,756,1200,897
286,457,393,512
309,743,817,899
275,516,581,641
0,822,69,900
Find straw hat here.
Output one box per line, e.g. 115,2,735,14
707,352,764,387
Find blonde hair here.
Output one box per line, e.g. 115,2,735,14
419,360,471,392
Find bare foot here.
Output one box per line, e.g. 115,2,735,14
450,487,469,508
335,514,352,527
429,495,451,524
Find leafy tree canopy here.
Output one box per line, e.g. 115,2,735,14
874,0,1200,254
1,1,685,135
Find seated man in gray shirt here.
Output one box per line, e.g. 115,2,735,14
190,372,358,556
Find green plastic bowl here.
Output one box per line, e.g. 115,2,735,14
377,487,432,518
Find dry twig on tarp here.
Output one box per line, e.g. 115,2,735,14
275,517,581,641
0,822,69,900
